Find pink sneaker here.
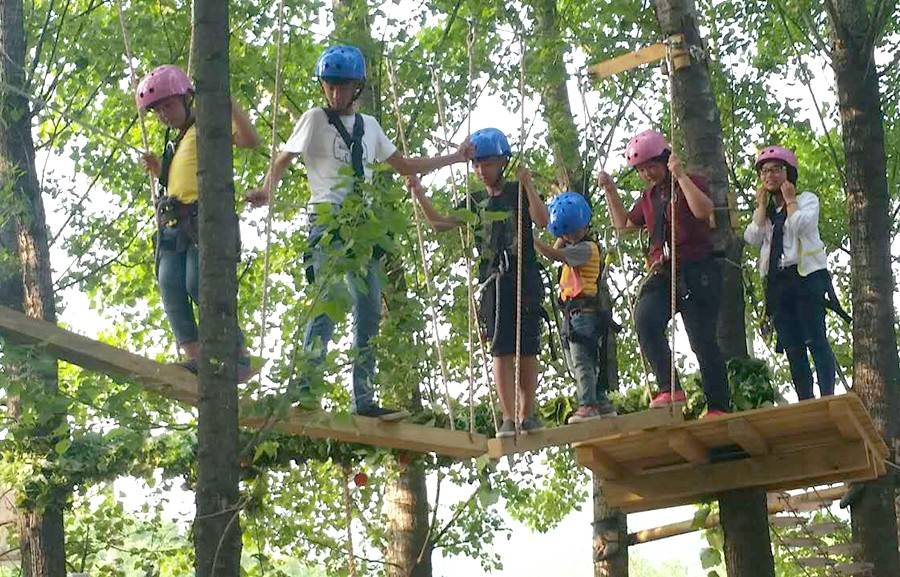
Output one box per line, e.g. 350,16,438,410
703,409,728,420
568,405,601,424
649,389,686,408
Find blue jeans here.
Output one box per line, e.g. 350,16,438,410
157,229,200,345
563,309,610,406
296,214,382,412
156,228,245,350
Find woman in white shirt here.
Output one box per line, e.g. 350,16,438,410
744,145,835,400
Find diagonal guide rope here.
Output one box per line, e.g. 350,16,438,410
115,0,158,205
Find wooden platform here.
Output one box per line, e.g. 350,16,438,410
488,407,684,458
575,394,887,513
0,306,488,458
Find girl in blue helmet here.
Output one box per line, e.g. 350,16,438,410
535,192,617,422
407,127,550,438
247,45,471,421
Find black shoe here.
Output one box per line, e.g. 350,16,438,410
520,416,544,435
175,358,198,374
356,405,409,421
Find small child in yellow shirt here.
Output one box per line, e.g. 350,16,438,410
534,192,616,422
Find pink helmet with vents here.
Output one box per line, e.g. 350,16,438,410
625,130,670,167
135,65,194,110
755,145,797,170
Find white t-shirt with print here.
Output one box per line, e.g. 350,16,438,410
283,108,398,205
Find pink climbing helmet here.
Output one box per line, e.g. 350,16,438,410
755,145,797,170
624,130,670,167
135,65,194,110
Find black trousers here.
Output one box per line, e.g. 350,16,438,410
634,258,730,412
769,267,835,400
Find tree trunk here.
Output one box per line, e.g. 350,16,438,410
192,0,242,574
530,0,585,194
825,3,900,576
653,2,772,576
593,475,628,577
385,460,432,577
0,0,66,573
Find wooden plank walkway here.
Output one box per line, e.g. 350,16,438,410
575,394,886,513
0,306,487,458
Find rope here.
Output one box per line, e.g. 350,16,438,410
665,40,678,415
257,0,287,374
429,63,486,435
513,34,527,436
115,0,158,205
385,57,456,430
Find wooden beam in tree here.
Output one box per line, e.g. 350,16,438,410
0,305,199,404
0,305,489,458
727,418,769,457
587,43,667,78
668,431,709,464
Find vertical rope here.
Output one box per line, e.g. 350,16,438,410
386,58,456,430
514,34,526,436
115,0,157,205
665,41,678,415
258,0,287,369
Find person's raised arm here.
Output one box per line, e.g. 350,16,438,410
387,139,474,176
246,150,297,207
598,171,637,231
534,236,566,263
668,152,714,220
406,175,463,233
517,164,549,228
231,98,261,149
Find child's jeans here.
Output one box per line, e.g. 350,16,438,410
563,308,610,407
294,212,382,412
156,228,246,351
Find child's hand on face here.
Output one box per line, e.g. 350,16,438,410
780,180,797,204
141,153,161,177
755,184,769,208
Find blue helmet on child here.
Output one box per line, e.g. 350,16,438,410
315,45,366,83
470,128,512,160
548,192,592,237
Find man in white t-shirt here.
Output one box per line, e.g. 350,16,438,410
247,45,471,420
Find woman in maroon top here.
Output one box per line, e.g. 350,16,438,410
598,130,729,418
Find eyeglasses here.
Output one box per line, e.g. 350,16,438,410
759,165,785,176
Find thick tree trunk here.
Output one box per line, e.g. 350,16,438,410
826,3,900,576
192,0,242,575
530,0,585,194
653,2,772,577
592,475,628,577
385,460,432,577
0,0,66,574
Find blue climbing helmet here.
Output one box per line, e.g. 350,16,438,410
547,191,592,237
470,128,512,160
315,45,366,83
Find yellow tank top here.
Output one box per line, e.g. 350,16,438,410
166,125,198,203
560,241,602,301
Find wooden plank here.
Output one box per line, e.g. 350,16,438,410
727,419,769,456
797,557,834,569
770,515,805,528
834,561,874,575
241,409,488,460
807,521,841,536
0,305,199,404
780,537,820,548
668,431,709,464
826,543,862,556
600,441,874,513
575,446,624,479
587,43,667,78
830,400,869,442
489,408,682,458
